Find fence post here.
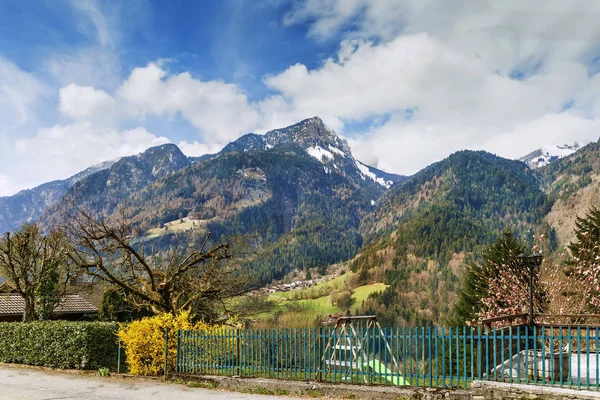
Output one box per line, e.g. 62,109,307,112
236,328,241,376
117,340,121,374
164,327,169,377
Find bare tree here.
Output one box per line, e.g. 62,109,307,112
65,207,252,319
0,224,78,321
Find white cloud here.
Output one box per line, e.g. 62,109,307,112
69,0,113,48
0,0,160,197
270,0,600,174
285,1,600,60
118,127,171,155
178,141,224,157
487,113,600,158
0,58,48,128
284,0,406,42
350,112,600,176
11,123,169,191
6,0,600,196
262,33,594,154
0,175,22,197
45,0,122,90
45,48,121,90
59,83,116,121
117,63,261,143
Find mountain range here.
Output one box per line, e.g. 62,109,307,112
0,160,115,233
1,117,403,233
1,116,598,325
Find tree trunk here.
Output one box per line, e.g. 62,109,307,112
22,295,37,322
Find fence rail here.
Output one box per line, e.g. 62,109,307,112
175,325,600,390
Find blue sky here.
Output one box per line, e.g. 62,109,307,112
2,0,600,195
0,1,333,95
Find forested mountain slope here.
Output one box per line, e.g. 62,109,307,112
4,114,599,326
37,117,396,285
0,160,115,232
38,144,191,228
352,151,554,325
539,139,600,247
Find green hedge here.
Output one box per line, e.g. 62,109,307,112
0,321,119,370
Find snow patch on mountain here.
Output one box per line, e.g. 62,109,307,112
328,145,347,157
306,146,334,162
520,142,588,168
355,161,393,188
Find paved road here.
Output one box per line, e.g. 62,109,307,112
0,366,292,400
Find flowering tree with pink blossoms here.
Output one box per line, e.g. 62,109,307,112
474,208,600,328
474,245,545,327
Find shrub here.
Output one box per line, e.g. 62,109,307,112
334,291,355,312
117,311,229,375
0,321,118,370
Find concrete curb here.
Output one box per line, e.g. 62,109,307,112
472,380,600,399
173,374,472,400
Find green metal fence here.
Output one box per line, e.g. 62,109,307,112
175,325,600,390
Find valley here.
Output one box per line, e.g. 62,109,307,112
256,270,388,327
1,116,598,327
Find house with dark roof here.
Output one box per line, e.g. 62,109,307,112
0,282,98,322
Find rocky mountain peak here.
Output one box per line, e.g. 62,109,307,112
220,133,267,154
136,143,190,178
204,117,403,188
105,143,190,185
141,143,186,160
264,117,352,156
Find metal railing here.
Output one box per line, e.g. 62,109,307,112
174,326,600,390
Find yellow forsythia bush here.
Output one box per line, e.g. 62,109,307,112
117,311,228,375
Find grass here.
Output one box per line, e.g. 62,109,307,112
296,295,339,315
306,389,324,397
145,217,206,239
260,273,387,322
242,387,274,395
350,283,387,309
187,380,218,389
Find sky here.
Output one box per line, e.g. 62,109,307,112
2,0,600,196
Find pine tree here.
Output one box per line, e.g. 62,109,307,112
562,207,600,312
448,230,527,326
568,207,600,263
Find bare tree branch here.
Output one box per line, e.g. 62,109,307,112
63,204,255,320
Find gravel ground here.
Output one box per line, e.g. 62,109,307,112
0,366,294,400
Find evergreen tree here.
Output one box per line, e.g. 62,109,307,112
35,260,60,320
562,207,600,312
448,230,527,326
568,207,600,264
